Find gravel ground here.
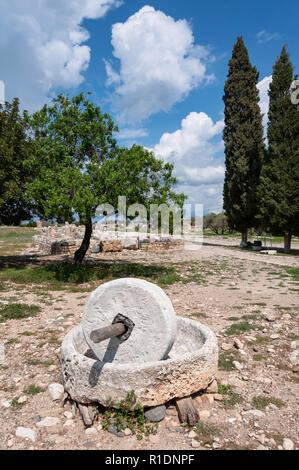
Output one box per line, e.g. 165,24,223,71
0,237,298,450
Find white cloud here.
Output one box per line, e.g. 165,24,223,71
257,75,272,132
257,30,281,44
153,111,224,212
105,6,214,122
151,75,273,212
118,128,149,140
0,0,122,110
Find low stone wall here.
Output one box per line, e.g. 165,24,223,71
32,224,183,255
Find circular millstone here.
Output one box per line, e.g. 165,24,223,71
82,278,177,364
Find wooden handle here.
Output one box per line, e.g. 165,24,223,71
90,322,127,343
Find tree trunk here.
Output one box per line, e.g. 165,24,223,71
284,232,292,253
241,229,248,244
74,218,93,264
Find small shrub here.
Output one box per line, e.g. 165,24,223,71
100,391,158,440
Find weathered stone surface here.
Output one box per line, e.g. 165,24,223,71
100,240,122,252
82,278,177,364
61,317,218,407
144,405,166,422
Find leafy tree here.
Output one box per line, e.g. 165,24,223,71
0,98,33,225
258,46,299,252
223,37,265,245
25,93,185,263
203,212,229,235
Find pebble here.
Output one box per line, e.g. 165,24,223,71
107,425,124,438
48,383,64,401
188,430,197,439
206,380,218,394
282,438,294,450
2,400,11,408
232,360,243,371
191,439,200,448
15,427,36,442
123,428,132,436
144,405,166,422
63,419,73,427
221,343,233,351
63,411,73,419
270,334,279,340
242,410,265,418
265,313,276,322
36,417,61,428
85,427,97,436
234,338,243,349
213,394,223,401
17,395,28,404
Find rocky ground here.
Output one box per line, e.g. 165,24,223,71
0,233,298,450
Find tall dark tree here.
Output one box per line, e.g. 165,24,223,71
0,98,33,225
223,37,265,244
258,46,299,252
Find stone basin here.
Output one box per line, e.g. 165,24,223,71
61,317,218,407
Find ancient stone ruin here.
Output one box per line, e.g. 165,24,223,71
31,222,182,255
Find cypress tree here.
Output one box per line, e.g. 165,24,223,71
258,45,299,252
223,37,265,244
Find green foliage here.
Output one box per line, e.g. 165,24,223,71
25,93,185,262
101,391,158,439
0,98,34,225
223,37,265,236
0,303,40,322
258,46,299,249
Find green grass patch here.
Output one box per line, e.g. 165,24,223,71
193,421,222,446
0,262,184,290
217,383,243,408
23,385,44,396
0,303,40,322
224,321,261,336
6,338,20,344
218,350,241,371
253,354,267,361
252,395,286,410
284,267,299,281
190,312,208,319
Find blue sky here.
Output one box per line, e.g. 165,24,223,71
0,1,298,213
